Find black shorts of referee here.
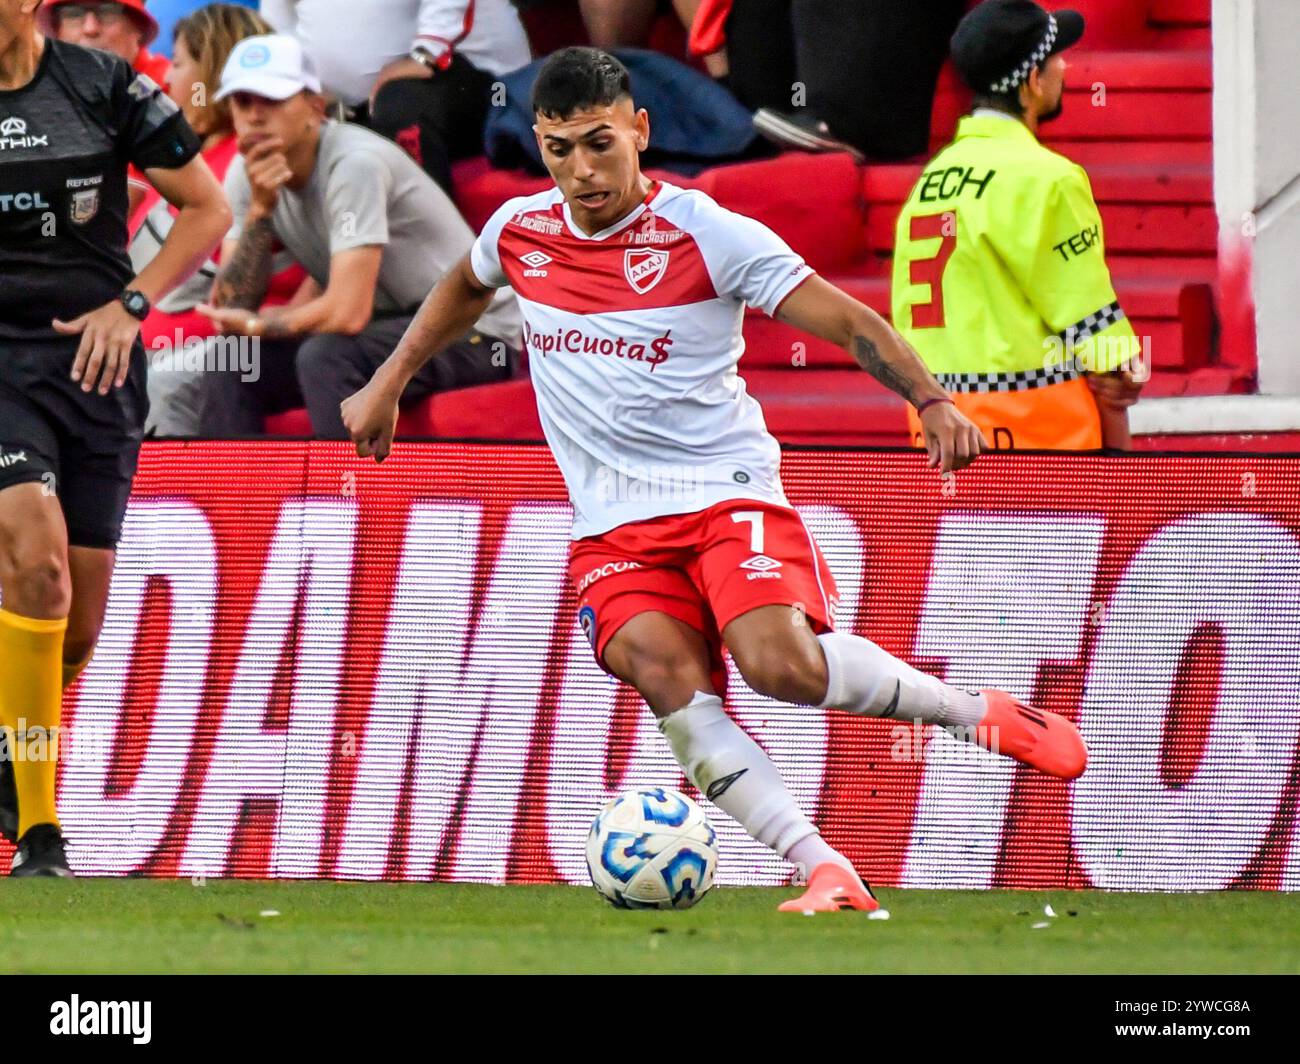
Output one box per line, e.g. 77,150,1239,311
0,337,148,550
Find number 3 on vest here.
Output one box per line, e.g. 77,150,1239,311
908,212,958,329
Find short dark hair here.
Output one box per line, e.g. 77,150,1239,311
971,85,1028,117
531,47,631,119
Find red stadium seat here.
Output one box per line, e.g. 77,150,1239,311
742,370,909,447
263,407,313,436
263,380,544,441
398,378,543,440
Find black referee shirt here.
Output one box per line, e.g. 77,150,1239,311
0,39,201,341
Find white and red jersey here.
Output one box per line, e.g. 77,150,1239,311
469,180,815,539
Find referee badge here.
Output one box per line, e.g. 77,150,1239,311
70,188,100,225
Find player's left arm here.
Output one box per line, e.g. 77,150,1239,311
56,63,231,395
136,158,234,310
776,275,988,473
56,155,231,396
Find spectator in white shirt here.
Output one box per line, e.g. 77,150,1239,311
260,0,531,192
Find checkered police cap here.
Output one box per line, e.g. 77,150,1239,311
951,1,1086,97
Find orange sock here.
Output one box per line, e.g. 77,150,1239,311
0,608,68,836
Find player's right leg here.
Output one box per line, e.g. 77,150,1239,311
64,546,115,689
0,481,74,877
601,612,716,718
0,546,105,851
574,519,873,910
0,346,130,877
600,611,876,912
695,500,1087,781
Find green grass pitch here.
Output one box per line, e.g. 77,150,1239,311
0,881,1295,974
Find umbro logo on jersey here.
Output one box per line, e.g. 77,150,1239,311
624,249,669,294
0,116,48,150
519,250,552,277
740,555,783,581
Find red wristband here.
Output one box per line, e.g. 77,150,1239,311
915,396,955,416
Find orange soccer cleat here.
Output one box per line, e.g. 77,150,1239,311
778,862,880,914
970,690,1088,780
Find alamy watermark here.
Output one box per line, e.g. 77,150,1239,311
889,719,1002,763
149,331,261,383
50,996,151,1045
0,720,113,767
594,458,707,505
1043,332,1152,382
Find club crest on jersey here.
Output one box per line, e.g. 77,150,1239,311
624,249,669,295
70,188,100,225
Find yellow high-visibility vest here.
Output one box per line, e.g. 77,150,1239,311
892,113,1138,449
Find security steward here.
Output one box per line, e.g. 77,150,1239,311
892,0,1143,451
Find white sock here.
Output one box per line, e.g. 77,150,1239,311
658,692,818,856
786,833,862,884
816,630,985,727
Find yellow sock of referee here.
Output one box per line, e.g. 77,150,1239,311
0,608,68,836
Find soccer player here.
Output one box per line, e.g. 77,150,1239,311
342,47,1088,911
0,0,231,875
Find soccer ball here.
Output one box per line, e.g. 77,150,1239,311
586,787,718,909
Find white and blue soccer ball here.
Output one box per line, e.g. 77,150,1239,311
586,787,718,910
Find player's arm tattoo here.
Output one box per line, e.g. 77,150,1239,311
212,217,276,312
851,333,919,405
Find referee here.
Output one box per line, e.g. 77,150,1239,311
0,0,230,875
892,0,1143,451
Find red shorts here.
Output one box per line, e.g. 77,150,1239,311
568,499,839,694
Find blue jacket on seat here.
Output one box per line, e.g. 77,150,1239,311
485,48,759,175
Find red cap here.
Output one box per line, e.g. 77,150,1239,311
42,0,161,49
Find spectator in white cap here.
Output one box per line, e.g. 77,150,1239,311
259,0,531,194
193,34,521,438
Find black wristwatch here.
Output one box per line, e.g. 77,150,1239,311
120,288,151,321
